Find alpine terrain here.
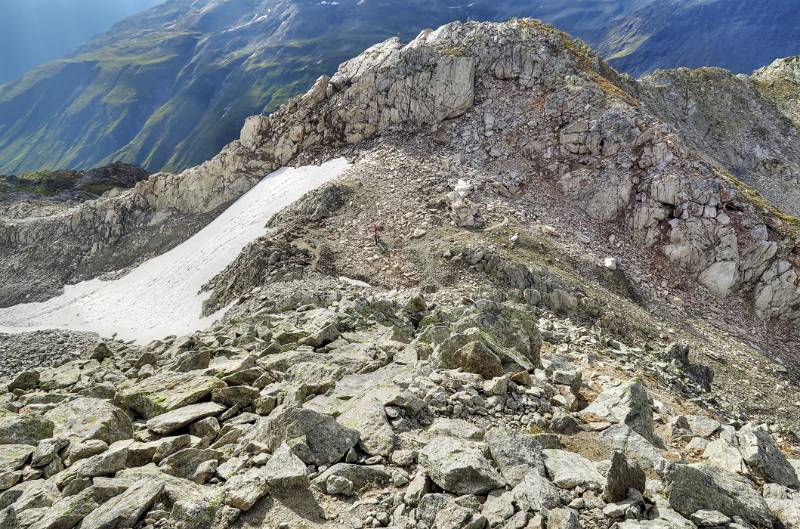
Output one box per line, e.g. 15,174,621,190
1,0,798,176
2,17,800,529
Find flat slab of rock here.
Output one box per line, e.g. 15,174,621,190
145,402,225,435
665,462,774,528
79,478,165,529
117,464,206,506
419,437,505,495
690,509,731,527
115,372,225,419
45,397,133,444
542,449,604,489
0,444,34,471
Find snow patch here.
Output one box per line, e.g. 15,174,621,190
0,158,350,343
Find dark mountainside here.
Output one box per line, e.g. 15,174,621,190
0,0,165,84
599,0,800,76
0,163,149,200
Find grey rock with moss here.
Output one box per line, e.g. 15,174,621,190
665,462,774,528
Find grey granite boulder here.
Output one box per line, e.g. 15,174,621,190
737,423,799,487
665,462,773,528
0,413,54,445
79,478,165,529
604,450,646,502
0,445,34,471
579,380,661,447
543,449,604,489
115,373,225,419
419,437,505,495
485,428,545,487
511,470,561,513
145,402,225,435
222,467,269,511
253,405,359,466
44,398,133,444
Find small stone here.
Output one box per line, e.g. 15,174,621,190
326,475,354,496
603,257,618,271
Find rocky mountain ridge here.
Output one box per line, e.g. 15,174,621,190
4,20,800,327
2,18,800,529
1,0,798,176
0,163,149,207
634,61,800,218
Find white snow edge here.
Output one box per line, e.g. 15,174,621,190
0,157,351,343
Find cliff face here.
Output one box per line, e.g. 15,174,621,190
634,65,800,218
754,56,800,129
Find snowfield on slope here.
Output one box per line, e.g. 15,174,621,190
0,158,351,343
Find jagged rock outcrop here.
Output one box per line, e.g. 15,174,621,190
635,65,800,217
